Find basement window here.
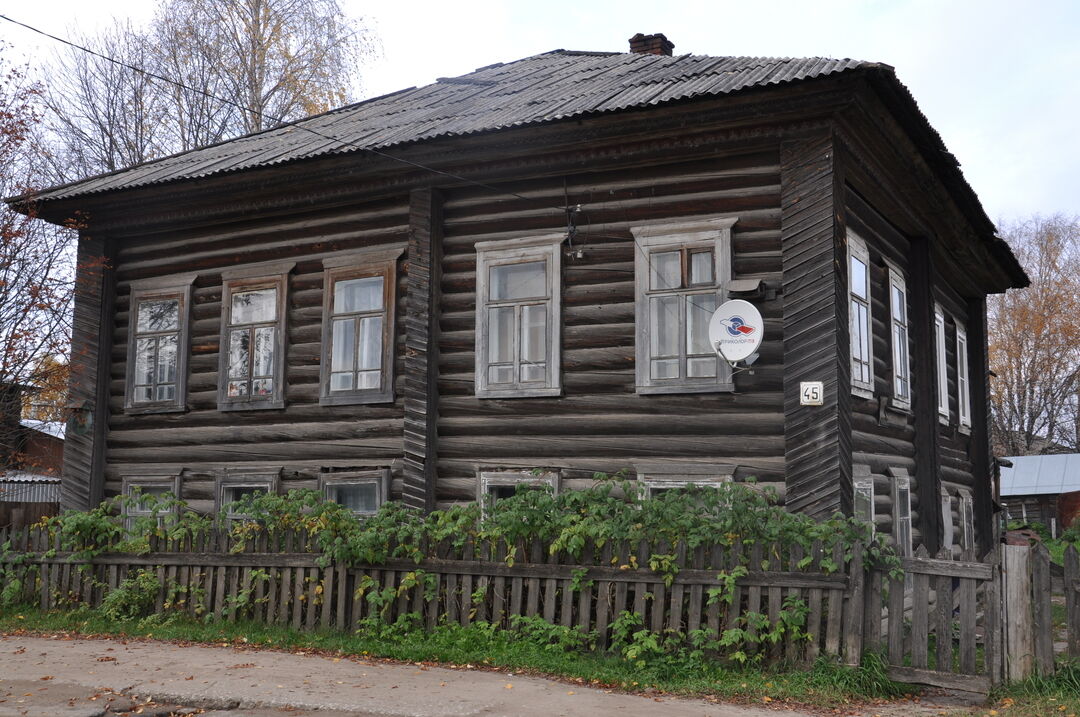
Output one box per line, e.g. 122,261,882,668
631,217,737,394
958,490,975,553
478,470,559,508
854,476,875,530
125,274,197,414
892,472,913,558
848,231,873,397
474,235,563,398
319,469,390,517
122,474,181,530
216,468,281,521
320,247,403,406
218,262,294,411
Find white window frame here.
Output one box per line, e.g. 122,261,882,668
853,464,875,530
217,262,294,411
892,470,913,558
320,247,404,406
122,474,181,530
634,461,735,499
216,468,281,521
935,304,950,422
319,469,390,517
474,234,563,398
886,264,911,409
940,488,955,551
848,231,873,398
956,323,971,429
631,217,737,394
125,274,197,414
958,490,975,553
478,470,560,510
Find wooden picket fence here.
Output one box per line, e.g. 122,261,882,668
0,525,863,664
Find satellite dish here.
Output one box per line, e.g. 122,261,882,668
708,299,764,363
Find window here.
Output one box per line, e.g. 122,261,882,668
122,474,181,529
320,248,403,405
319,469,390,517
887,265,911,408
941,488,955,551
125,274,196,414
217,263,293,411
892,470,913,557
478,470,559,507
475,235,563,398
853,466,875,529
956,323,971,429
216,468,280,521
935,304,949,421
848,231,873,397
631,217,736,394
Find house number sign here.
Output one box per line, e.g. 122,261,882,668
800,381,824,406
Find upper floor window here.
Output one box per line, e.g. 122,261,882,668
934,304,949,421
217,262,293,411
887,265,911,408
956,323,971,429
474,234,563,398
848,231,873,397
320,247,403,406
125,274,196,414
631,217,736,394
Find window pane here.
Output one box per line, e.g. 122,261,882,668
331,319,355,372
358,316,383,370
520,304,546,363
334,276,383,314
253,327,275,377
690,251,714,285
229,330,250,378
488,364,514,384
687,356,716,378
490,261,547,300
330,372,353,391
132,484,170,512
850,256,868,299
225,486,267,505
155,384,176,402
227,380,248,397
891,284,906,322
488,306,514,363
357,370,380,389
520,363,546,383
135,385,152,402
251,378,273,396
650,295,679,358
649,251,680,291
651,358,679,379
157,335,177,384
137,299,179,333
231,288,277,324
331,483,378,513
686,294,717,355
135,337,155,385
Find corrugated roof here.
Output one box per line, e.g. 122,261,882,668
1000,454,1080,496
22,50,875,203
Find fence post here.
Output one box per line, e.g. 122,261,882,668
1066,545,1079,659
1003,544,1034,681
843,541,865,666
1030,543,1055,675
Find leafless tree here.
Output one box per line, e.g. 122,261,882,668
989,215,1080,456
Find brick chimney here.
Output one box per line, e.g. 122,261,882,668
629,33,674,56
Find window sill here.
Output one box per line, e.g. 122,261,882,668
124,404,188,416
218,400,286,412
887,400,912,414
476,386,563,399
958,424,972,436
851,386,874,400
320,391,394,406
637,382,735,396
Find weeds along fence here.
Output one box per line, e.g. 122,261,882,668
0,525,865,666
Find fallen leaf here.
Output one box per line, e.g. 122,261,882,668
96,657,116,663
505,684,513,690
39,676,53,681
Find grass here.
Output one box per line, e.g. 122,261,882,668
0,604,911,709
983,662,1080,717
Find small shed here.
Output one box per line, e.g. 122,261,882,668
999,454,1080,535
0,472,62,528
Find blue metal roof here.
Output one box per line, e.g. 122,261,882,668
1000,454,1080,496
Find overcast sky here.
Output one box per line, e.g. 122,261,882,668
2,0,1077,226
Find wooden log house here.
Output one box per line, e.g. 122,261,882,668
8,34,1027,555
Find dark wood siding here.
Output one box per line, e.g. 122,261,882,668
433,149,787,505
103,198,411,512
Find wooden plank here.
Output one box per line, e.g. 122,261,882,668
786,543,803,663
886,573,905,666
612,541,629,632
934,565,952,672
594,542,613,649
424,570,440,631
577,540,595,634
461,539,474,626
984,559,1003,686
446,570,460,625
899,556,993,580
336,564,348,629
525,538,541,618
806,541,824,663
1003,545,1032,681
542,538,557,623
910,547,930,670
887,666,990,694
306,568,320,630
686,545,704,637
290,563,305,630
321,565,335,629
767,542,782,661
1065,545,1079,659
746,543,763,647
843,541,865,666
650,540,668,634
824,543,843,656
633,539,648,624
1030,544,1054,676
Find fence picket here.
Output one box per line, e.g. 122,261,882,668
1066,545,1079,659
933,550,952,672
910,546,930,670
1030,543,1054,675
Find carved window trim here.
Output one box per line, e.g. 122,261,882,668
124,274,197,414
319,247,404,406
631,217,736,395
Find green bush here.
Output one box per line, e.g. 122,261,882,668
100,568,159,621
